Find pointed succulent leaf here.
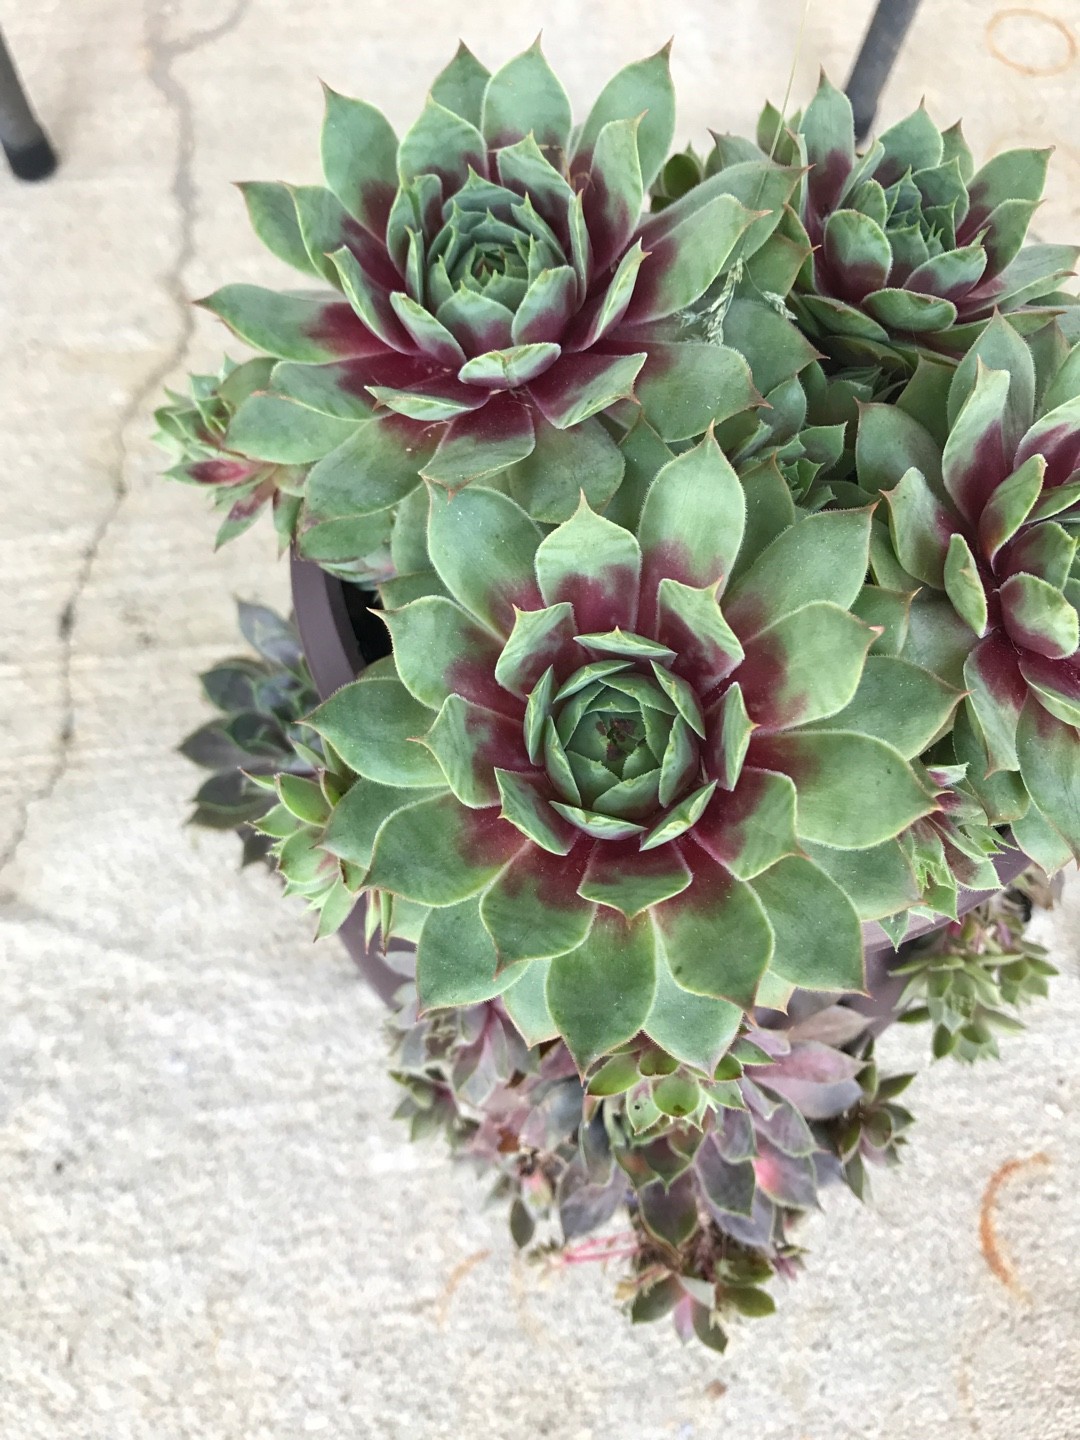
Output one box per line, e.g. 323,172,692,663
626,193,758,325
855,402,944,497
638,431,746,597
579,839,693,917
502,415,625,525
427,484,542,633
307,670,443,787
366,795,521,904
883,467,956,588
1015,698,1080,857
943,532,988,636
737,602,874,729
643,947,742,1077
999,573,1080,659
423,695,529,805
948,311,1036,440
481,844,595,962
632,341,760,444
511,266,578,346
851,585,913,656
494,603,576,697
417,896,522,1010
978,454,1045,560
803,838,920,921
584,117,645,273
691,768,799,881
546,909,658,1072
750,730,935,847
238,181,319,276
328,247,412,352
724,509,872,638
481,39,572,152
225,393,359,463
322,778,442,869
822,210,891,296
422,393,537,490
810,656,961,760
573,43,676,190
652,855,774,1007
383,595,504,711
656,579,744,695
458,342,562,390
528,351,646,430
750,855,864,992
197,286,382,363
942,365,1013,526
494,768,578,855
320,87,398,236
304,416,435,521
535,499,642,631
429,43,490,128
396,97,486,192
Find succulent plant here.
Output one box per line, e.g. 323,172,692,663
850,315,1080,871
895,872,1058,1061
755,76,1079,366
155,358,306,550
191,42,808,581
286,424,973,1075
181,602,321,863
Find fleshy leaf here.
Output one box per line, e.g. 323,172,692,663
366,795,521,904
573,43,676,190
579,840,693,917
643,946,742,1076
427,483,542,633
546,909,658,1072
690,768,799,881
943,531,988,637
383,595,506,712
1015,698,1080,857
417,896,522,1009
652,855,773,1007
423,695,528,805
320,87,398,236
481,39,572,152
810,656,961,760
307,672,443,787
422,393,537,490
724,509,872,638
637,431,746,599
481,845,595,962
535,499,642,632
750,856,865,992
737,602,873,730
528,351,646,430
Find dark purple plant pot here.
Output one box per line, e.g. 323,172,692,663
291,551,1029,1016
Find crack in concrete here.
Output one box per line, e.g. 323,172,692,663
0,0,253,887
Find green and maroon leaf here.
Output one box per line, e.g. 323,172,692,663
749,730,935,847
579,838,693,918
427,482,543,633
855,401,944,497
941,365,1013,525
943,531,988,636
905,244,988,302
322,778,442,871
527,351,646,430
999,573,1080,659
511,267,579,347
1017,650,1080,728
437,288,515,356
327,247,416,353
481,843,595,963
238,181,319,277
625,192,757,325
689,768,799,881
225,393,359,464
383,595,511,717
800,74,855,214
562,244,646,351
750,855,864,992
480,39,572,152
303,414,436,521
652,855,773,1007
883,467,957,589
320,87,399,238
422,694,531,805
572,43,676,191
1015,696,1080,857
977,454,1045,560
802,838,920,922
495,768,579,855
963,147,1051,232
656,579,744,697
422,392,536,491
197,285,389,363
582,116,644,272
821,210,892,299
634,432,746,622
494,602,579,698
1013,393,1080,493
366,794,522,904
736,602,873,730
535,499,642,632
1010,799,1074,876
367,375,490,422
546,908,658,1073
396,97,487,194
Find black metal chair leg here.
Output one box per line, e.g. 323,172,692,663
844,0,923,144
0,26,57,180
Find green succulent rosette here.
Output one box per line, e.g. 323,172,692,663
194,41,801,579
302,429,957,1073
851,315,1080,872
754,76,1079,367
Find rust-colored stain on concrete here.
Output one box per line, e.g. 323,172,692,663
986,9,1078,75
977,1152,1052,1299
436,1249,491,1328
703,1380,728,1400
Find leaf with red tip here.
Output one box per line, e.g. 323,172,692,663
652,855,773,1007
656,579,744,697
637,432,745,607
882,467,957,589
422,695,531,806
422,392,536,490
481,843,595,963
546,908,658,1073
528,351,646,430
583,116,644,273
511,267,578,346
1018,650,1080,728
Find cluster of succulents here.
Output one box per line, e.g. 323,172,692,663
168,41,1075,1353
